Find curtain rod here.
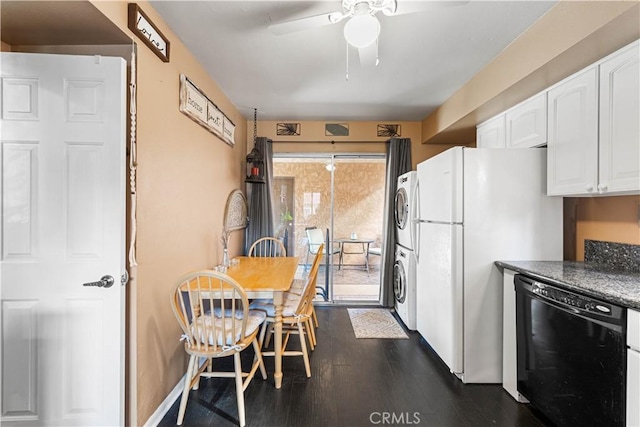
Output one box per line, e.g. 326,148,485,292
271,140,390,144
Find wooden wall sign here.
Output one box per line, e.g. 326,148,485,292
207,100,224,136
377,124,401,137
179,75,235,146
128,3,170,62
325,123,349,136
223,116,236,146
277,123,301,136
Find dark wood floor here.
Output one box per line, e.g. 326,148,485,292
159,306,551,427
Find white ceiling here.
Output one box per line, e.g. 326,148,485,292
150,0,556,121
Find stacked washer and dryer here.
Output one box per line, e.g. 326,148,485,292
393,171,418,330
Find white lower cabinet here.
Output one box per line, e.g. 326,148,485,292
502,269,528,402
629,309,640,427
629,350,640,427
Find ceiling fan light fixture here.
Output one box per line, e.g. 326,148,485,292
343,14,380,48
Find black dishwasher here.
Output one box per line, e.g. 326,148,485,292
515,274,626,427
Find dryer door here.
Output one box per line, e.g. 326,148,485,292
393,259,407,303
395,187,409,230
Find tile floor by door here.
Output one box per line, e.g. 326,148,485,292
314,264,381,301
158,306,551,427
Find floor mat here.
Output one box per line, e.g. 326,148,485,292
347,308,409,339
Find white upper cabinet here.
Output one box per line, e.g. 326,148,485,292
547,40,640,196
477,92,547,149
476,40,638,196
505,92,547,148
476,114,506,148
599,41,640,194
547,67,599,195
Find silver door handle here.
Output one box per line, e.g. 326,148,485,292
83,275,115,288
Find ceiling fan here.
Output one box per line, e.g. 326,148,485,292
268,0,468,68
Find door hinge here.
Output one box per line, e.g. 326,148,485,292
121,270,129,286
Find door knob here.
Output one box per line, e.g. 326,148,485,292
83,275,115,288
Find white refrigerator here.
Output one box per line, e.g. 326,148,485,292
415,147,562,383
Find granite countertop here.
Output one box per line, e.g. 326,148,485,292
495,260,640,311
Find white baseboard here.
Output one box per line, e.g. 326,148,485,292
143,358,207,427
143,376,184,427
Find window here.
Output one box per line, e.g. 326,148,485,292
303,192,321,216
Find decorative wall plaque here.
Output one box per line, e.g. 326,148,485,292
128,3,170,62
223,116,236,146
224,190,248,231
207,100,224,136
179,74,235,146
325,123,349,136
277,123,301,136
377,124,401,137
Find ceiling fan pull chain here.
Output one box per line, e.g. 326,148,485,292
345,41,349,81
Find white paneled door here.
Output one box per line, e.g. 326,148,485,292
1,53,126,426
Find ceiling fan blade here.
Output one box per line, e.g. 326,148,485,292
268,11,345,36
357,43,379,68
388,0,470,16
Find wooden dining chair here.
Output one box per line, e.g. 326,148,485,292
251,245,324,377
248,236,286,257
170,271,267,427
286,250,324,348
281,245,323,349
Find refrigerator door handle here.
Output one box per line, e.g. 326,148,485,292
411,180,419,253
415,219,462,226
414,219,421,261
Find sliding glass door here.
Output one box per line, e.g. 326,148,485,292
272,154,385,303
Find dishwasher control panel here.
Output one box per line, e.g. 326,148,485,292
515,274,625,325
531,282,613,315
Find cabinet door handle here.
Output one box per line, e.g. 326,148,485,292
598,184,608,193
585,185,594,192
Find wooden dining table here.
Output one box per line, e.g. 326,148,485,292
225,256,299,389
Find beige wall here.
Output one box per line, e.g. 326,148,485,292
566,196,640,261
89,2,247,425
253,120,467,169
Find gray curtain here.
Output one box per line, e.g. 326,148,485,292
379,138,412,307
244,137,275,254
